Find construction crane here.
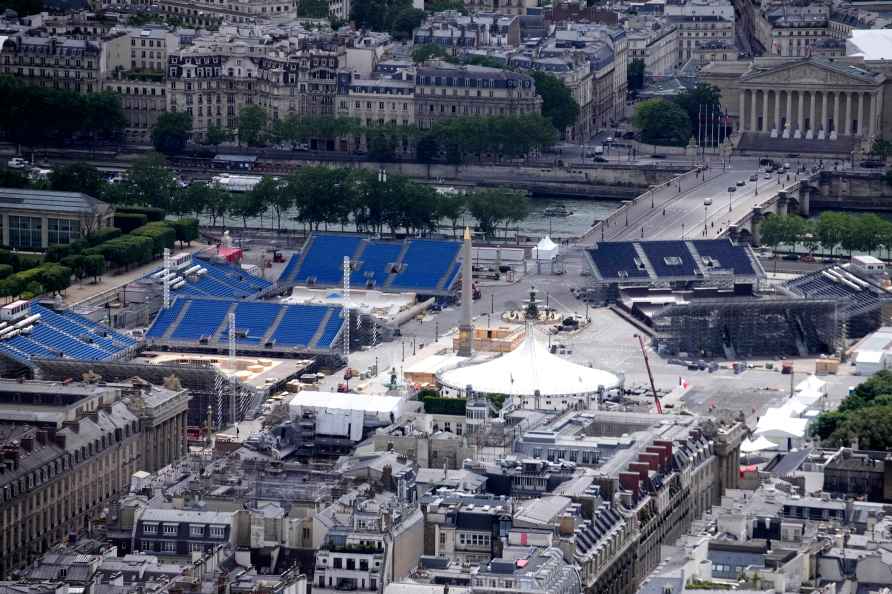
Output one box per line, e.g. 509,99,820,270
635,334,662,414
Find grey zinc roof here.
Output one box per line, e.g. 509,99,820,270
140,507,234,525
0,188,108,215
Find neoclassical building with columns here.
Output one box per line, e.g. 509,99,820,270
702,57,887,155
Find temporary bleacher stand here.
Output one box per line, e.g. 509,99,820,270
145,297,345,354
147,254,271,300
0,302,139,367
278,234,462,295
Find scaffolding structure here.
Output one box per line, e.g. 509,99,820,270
650,297,839,358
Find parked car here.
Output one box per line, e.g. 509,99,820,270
749,174,758,181
622,131,637,139
764,173,772,180
782,253,800,261
650,153,667,159
800,254,816,263
605,136,614,144
736,179,746,186
592,156,608,162
860,160,884,168
7,157,27,169
821,257,836,264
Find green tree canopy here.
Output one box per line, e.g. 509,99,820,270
297,0,330,17
759,214,807,250
632,99,692,147
49,163,106,196
151,112,193,155
204,124,231,147
530,71,580,134
411,43,451,63
815,211,852,256
121,153,179,211
238,105,268,146
467,188,529,238
672,83,723,146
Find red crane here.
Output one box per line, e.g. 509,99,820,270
635,334,662,414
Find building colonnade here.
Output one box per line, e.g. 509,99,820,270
737,87,881,141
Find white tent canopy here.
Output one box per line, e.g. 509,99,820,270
438,334,619,397
532,236,559,261
795,375,827,395
741,435,778,453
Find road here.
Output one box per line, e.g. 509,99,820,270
594,158,813,242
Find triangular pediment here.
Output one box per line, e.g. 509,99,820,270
741,59,880,87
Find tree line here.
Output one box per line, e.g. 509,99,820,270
633,83,725,147
812,370,892,450
760,212,892,257
0,76,126,148
152,107,559,164
14,157,529,239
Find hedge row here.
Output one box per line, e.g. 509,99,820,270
0,263,73,299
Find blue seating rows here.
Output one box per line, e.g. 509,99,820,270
692,240,755,276
0,302,138,365
640,241,697,278
295,235,363,284
390,240,460,289
197,258,271,295
284,234,461,293
316,311,346,348
146,299,187,338
588,243,649,279
170,300,232,340
222,302,282,344
145,297,343,350
351,243,402,288
149,257,271,300
270,304,330,347
278,254,301,284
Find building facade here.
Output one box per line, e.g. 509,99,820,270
167,40,340,141
414,64,541,128
0,381,143,577
732,58,885,149
0,35,100,93
0,188,113,251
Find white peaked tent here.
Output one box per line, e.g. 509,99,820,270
533,236,559,261
438,333,619,397
741,435,778,453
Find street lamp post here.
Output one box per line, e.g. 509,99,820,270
703,197,713,237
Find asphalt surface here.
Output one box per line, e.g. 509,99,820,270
599,157,811,242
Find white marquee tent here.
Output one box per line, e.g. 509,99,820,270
437,334,619,397
532,236,559,261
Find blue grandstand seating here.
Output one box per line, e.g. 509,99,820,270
295,235,363,285
222,302,283,344
170,300,232,341
316,311,345,348
281,235,460,293
279,254,301,284
145,297,343,351
197,258,271,295
146,299,187,338
351,243,402,288
270,304,330,347
588,243,650,279
0,302,138,366
145,256,271,300
391,240,461,290
639,241,697,278
33,305,137,351
691,240,756,276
